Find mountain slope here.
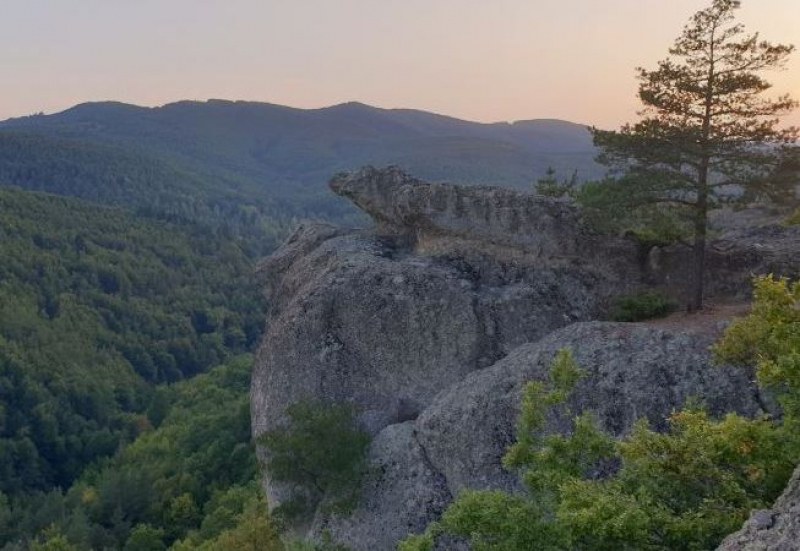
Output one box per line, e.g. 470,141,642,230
0,132,305,256
0,186,263,495
1,100,601,198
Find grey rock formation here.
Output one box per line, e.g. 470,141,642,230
330,166,800,302
655,214,800,301
251,220,631,508
329,166,576,245
415,321,765,499
314,322,765,550
717,465,800,551
251,167,799,549
330,166,636,272
309,422,452,551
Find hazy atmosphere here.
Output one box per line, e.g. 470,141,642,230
4,0,798,126
2,1,800,549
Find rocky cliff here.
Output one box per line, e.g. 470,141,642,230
312,322,764,550
251,167,800,550
329,167,631,265
717,465,800,551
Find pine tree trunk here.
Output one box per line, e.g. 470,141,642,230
691,32,715,313
690,156,710,312
690,202,707,312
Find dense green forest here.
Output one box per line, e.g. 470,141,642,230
0,187,265,502
0,356,281,550
0,131,346,257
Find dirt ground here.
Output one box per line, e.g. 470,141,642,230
643,301,751,336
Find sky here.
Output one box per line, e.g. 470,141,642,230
3,0,799,128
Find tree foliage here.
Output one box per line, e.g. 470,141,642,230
0,356,277,550
0,187,263,496
590,0,798,309
259,400,371,520
534,167,578,199
404,279,800,549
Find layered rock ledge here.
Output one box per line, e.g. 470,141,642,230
329,166,632,266
251,167,800,549
314,322,764,550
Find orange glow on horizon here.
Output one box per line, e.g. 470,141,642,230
3,0,799,128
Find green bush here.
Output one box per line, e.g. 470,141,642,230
402,277,800,550
259,400,370,520
610,291,677,322
786,207,800,226
403,344,798,550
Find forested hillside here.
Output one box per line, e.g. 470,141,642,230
0,100,601,198
0,100,600,260
0,356,277,551
0,132,302,256
0,187,264,501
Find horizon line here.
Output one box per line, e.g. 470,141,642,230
0,97,595,129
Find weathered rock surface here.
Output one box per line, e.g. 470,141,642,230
251,220,633,507
314,322,766,550
416,321,765,498
251,167,800,549
331,166,800,301
656,214,800,300
309,422,452,551
717,465,800,551
330,166,637,271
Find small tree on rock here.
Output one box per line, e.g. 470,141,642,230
534,167,579,198
259,400,370,520
590,0,798,310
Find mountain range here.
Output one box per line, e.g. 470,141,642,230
0,101,601,547
0,100,601,231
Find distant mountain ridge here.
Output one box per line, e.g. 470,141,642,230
0,99,601,194
0,100,602,257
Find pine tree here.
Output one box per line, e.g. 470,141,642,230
591,0,798,310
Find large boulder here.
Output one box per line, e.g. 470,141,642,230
252,169,642,509
313,322,766,550
717,465,800,551
415,321,765,498
251,167,798,548
251,221,634,508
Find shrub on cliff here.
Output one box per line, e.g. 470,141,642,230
714,276,800,420
786,207,800,226
260,400,370,520
402,277,800,550
610,291,677,322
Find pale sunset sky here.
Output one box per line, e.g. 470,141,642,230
3,0,799,128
